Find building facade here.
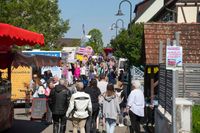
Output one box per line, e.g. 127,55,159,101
134,0,200,23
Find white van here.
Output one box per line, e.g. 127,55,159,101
117,58,127,75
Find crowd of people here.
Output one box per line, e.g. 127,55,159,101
29,57,145,133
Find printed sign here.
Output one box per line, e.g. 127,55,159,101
31,98,47,119
76,46,93,56
166,46,183,67
23,51,61,57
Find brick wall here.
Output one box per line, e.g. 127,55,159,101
144,23,200,65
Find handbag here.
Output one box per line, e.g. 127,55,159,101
123,114,131,126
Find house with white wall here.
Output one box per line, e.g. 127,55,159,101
134,0,200,23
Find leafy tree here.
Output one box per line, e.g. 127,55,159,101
110,23,144,95
110,23,144,66
0,0,70,50
86,29,103,53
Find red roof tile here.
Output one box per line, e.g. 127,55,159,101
144,23,200,65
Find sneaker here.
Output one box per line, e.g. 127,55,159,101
118,124,125,127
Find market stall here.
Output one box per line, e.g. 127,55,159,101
0,23,44,132
10,52,61,104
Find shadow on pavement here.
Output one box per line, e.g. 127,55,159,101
4,119,49,133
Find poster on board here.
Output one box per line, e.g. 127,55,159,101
166,46,183,67
31,98,47,119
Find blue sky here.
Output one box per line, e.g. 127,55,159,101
58,0,141,46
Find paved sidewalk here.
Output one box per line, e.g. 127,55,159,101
11,108,147,133
39,120,130,133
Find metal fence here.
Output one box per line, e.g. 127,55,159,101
130,65,144,80
159,64,200,115
159,64,173,115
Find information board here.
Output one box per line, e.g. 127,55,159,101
166,46,183,67
31,98,47,119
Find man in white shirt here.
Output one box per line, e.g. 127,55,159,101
127,80,145,133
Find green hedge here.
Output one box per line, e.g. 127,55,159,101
192,105,200,133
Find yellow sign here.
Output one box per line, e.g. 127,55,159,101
147,67,159,74
11,66,32,101
75,54,88,62
154,67,159,74
1,67,32,101
76,54,83,61
148,67,151,74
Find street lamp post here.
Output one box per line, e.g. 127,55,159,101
116,0,133,95
116,19,125,34
110,23,118,37
110,19,125,36
116,0,132,23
